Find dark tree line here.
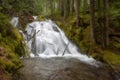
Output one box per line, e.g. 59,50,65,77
90,0,109,48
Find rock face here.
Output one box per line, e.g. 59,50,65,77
19,57,118,80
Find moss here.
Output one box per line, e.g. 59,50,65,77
0,58,14,71
79,26,92,53
38,15,45,21
0,66,10,80
113,41,120,49
0,47,23,72
103,51,120,67
0,13,25,79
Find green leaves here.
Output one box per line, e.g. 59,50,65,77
0,13,25,74
0,7,3,11
109,8,120,17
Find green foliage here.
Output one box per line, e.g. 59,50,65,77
0,7,3,11
55,16,88,53
0,13,21,40
0,0,41,15
114,42,120,48
38,15,45,21
0,13,25,76
109,1,120,28
103,51,120,67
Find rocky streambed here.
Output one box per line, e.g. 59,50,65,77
18,57,120,80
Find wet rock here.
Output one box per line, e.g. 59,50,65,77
19,57,119,80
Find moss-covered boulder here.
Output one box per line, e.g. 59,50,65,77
103,51,120,72
0,13,25,80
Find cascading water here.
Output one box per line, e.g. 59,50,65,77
10,17,120,80
25,20,98,66
10,17,19,27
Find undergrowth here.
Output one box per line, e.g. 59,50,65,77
0,13,25,80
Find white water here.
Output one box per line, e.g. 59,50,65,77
25,20,99,66
10,17,19,27
10,17,99,66
33,16,38,20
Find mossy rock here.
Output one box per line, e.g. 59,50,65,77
103,50,120,71
38,15,45,21
0,13,25,79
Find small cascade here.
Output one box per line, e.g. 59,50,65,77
10,17,30,57
25,20,99,66
10,17,19,28
33,16,38,20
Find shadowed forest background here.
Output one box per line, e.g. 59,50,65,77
0,0,120,80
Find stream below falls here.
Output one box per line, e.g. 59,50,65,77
10,18,120,80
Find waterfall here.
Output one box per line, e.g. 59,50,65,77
9,16,99,66
10,17,30,57
10,17,19,28
25,20,99,66
33,16,38,20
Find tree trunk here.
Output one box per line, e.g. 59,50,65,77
83,0,88,14
104,0,109,47
58,0,61,14
50,0,53,15
60,0,64,16
67,0,70,16
97,0,105,47
74,0,80,27
64,0,70,18
71,0,74,15
90,0,96,44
